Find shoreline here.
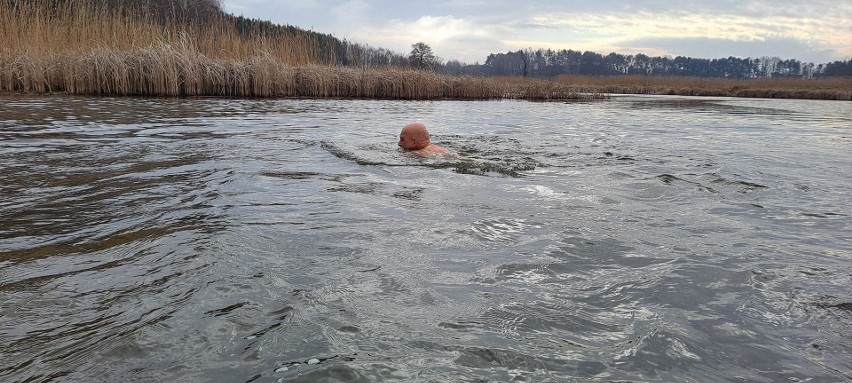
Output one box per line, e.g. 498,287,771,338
554,77,852,101
0,50,602,101
2,63,847,101
1,84,849,102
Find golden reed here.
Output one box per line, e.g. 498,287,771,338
0,1,596,100
554,75,852,100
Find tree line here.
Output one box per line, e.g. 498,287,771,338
440,49,851,79
312,38,850,79
19,0,850,78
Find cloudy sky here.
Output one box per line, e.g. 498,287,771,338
222,0,851,64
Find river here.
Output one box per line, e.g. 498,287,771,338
1,95,850,382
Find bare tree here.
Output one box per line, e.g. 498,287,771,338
409,42,436,70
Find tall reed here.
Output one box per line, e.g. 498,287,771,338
554,75,852,100
2,0,338,96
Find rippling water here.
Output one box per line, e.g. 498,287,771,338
1,95,850,382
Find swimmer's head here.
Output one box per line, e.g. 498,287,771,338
398,122,431,151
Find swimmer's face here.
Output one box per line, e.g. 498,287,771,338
399,123,430,151
398,129,420,151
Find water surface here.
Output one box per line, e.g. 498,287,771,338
1,95,850,382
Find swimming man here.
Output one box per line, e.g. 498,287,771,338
398,122,449,156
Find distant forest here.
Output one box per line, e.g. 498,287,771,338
232,20,852,79
10,0,852,79
339,41,851,80
239,16,851,80
442,50,852,79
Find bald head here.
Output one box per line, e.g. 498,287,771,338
398,122,431,151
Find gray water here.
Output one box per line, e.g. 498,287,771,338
1,95,850,382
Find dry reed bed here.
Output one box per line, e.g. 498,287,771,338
0,45,597,100
1,0,342,70
555,75,852,100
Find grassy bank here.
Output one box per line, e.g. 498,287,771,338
554,75,852,100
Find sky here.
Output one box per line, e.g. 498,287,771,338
222,0,852,65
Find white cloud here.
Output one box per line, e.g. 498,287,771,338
331,0,369,32
350,15,503,62
222,0,852,63
522,9,852,61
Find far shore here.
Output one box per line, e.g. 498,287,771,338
2,68,850,101
3,2,848,102
552,75,851,101
2,60,848,101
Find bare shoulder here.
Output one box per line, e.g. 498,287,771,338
420,144,449,156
